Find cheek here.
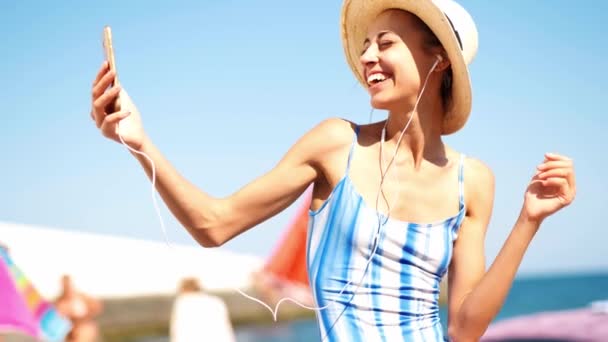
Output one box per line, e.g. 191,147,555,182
393,64,421,89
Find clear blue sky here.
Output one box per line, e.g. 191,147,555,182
1,1,606,276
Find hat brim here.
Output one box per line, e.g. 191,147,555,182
341,0,471,135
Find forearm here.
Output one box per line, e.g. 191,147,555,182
130,136,226,246
453,212,541,340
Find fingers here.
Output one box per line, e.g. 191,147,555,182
93,61,109,87
536,160,572,171
539,153,576,188
90,60,118,126
93,85,122,127
540,177,567,187
92,69,117,101
537,166,576,192
537,167,571,180
102,110,131,126
100,110,131,137
534,152,576,205
544,152,572,162
539,177,575,204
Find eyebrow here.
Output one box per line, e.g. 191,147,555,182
363,30,392,46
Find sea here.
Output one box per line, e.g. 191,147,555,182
140,272,608,342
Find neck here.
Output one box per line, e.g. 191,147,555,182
383,99,445,169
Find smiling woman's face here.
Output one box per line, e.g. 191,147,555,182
360,9,445,111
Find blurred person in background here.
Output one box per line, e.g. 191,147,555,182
170,277,235,342
55,275,102,342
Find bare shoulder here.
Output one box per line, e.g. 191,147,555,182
462,156,495,216
311,117,357,146
304,117,358,162
298,117,360,197
444,147,494,186
464,157,495,187
278,117,354,163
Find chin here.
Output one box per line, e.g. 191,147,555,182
370,91,414,113
370,101,391,111
370,93,399,111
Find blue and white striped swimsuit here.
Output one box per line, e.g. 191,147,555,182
307,126,466,341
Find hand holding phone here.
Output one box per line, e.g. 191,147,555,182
92,26,145,149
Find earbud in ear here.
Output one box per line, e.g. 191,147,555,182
436,54,444,62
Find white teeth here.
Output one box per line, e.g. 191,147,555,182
367,73,387,85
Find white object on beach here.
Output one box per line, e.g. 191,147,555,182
0,221,263,299
590,300,608,314
170,292,236,342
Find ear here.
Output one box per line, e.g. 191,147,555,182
435,53,451,72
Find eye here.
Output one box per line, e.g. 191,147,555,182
378,41,393,49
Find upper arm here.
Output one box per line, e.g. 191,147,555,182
447,158,495,325
206,118,354,244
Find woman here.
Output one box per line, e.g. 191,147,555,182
89,0,576,340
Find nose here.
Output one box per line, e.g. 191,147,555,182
359,43,379,68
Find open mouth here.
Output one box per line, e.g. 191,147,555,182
367,73,391,87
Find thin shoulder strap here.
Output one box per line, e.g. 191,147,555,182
345,125,360,174
458,154,466,210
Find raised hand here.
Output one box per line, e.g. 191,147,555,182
90,61,146,150
523,153,576,223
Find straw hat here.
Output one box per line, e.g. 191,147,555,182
341,0,479,134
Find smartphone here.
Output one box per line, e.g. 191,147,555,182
102,26,120,113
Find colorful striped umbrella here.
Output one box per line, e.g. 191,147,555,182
0,247,71,341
